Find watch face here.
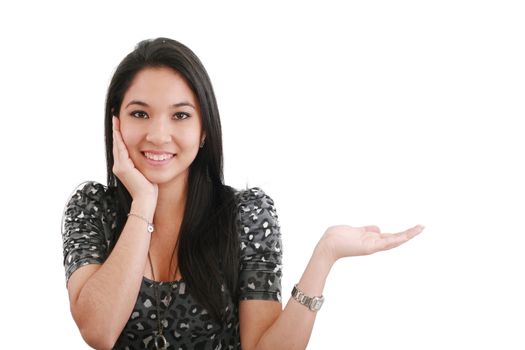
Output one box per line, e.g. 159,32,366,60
310,297,324,311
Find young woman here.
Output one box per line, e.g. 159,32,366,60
61,37,424,350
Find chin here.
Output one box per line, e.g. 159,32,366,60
143,169,189,185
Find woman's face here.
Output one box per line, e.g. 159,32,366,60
117,66,205,185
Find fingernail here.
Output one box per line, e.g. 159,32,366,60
419,225,425,231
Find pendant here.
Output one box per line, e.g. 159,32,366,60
154,333,168,350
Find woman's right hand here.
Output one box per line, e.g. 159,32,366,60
112,116,158,205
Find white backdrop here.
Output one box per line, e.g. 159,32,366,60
1,0,524,349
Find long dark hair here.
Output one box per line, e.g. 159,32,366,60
103,37,240,324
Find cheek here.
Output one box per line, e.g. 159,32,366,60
174,136,194,151
120,130,130,146
120,128,139,149
177,126,202,148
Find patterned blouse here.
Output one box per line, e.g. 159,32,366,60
61,181,283,349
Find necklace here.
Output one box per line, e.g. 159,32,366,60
148,251,177,350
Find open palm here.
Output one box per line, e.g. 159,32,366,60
322,224,424,261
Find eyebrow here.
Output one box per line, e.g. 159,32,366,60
125,99,196,110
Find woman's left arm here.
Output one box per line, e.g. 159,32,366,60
240,224,425,350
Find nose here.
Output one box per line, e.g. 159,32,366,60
145,116,172,145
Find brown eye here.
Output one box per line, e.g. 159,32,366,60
174,112,190,120
130,111,148,119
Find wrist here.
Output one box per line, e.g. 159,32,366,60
315,237,337,267
130,200,156,222
291,283,325,312
294,239,335,301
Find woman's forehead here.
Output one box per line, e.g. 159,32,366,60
123,67,197,107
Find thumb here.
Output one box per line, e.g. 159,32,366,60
363,225,381,233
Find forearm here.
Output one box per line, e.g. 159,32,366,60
255,240,335,350
74,199,155,345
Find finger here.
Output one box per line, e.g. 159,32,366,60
364,225,381,233
376,225,424,251
112,117,119,162
380,225,424,239
113,116,129,158
373,235,408,252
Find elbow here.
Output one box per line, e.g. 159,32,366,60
79,325,118,350
71,299,119,349
73,307,119,350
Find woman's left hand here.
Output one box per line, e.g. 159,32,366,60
320,224,425,263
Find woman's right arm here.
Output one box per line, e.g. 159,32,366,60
67,116,159,349
67,198,155,350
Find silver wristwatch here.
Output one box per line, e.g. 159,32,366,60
291,284,324,312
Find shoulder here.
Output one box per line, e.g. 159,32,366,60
69,180,110,198
63,180,116,220
235,187,277,213
234,187,281,239
62,181,117,246
66,181,114,204
62,181,115,283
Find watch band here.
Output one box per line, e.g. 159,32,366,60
291,283,324,312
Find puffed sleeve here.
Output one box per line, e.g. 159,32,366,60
61,181,115,285
237,187,283,302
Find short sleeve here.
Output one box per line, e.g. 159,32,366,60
61,181,114,285
237,187,283,302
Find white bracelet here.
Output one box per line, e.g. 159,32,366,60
127,212,155,233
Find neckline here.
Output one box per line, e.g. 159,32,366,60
142,275,184,285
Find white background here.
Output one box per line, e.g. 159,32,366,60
1,0,524,349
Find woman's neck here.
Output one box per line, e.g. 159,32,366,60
153,172,188,238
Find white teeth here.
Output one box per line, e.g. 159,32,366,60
144,152,173,161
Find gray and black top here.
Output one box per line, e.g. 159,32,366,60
61,181,283,350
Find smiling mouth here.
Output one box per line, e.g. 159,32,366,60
142,152,175,161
